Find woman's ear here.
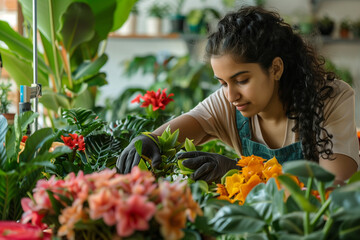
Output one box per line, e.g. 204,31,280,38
271,57,284,81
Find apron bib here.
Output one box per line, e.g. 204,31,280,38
236,110,303,164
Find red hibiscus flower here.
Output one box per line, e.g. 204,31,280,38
61,133,85,151
131,88,174,111
0,221,51,240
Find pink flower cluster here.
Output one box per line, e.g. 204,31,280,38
21,167,202,240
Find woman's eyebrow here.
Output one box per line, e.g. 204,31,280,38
214,71,249,81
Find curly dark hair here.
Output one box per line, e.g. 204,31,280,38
205,6,335,162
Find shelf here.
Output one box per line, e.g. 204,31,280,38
108,33,181,39
321,36,360,44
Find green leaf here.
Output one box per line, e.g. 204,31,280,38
60,2,95,53
0,48,48,87
177,159,194,175
39,87,71,112
138,159,148,171
111,0,138,31
209,205,266,234
184,138,196,152
277,212,304,235
0,116,7,167
19,0,73,43
73,54,108,80
134,140,143,156
19,128,54,163
0,170,19,219
282,160,335,183
331,181,360,211
339,218,360,239
278,174,317,212
246,178,285,223
347,171,360,184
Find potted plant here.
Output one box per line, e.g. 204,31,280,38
169,0,187,33
116,1,139,35
339,18,351,38
146,2,170,36
317,15,335,36
0,81,15,124
351,18,360,38
186,7,221,34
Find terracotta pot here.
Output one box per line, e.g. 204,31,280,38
2,113,15,125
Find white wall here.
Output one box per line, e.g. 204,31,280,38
101,0,360,126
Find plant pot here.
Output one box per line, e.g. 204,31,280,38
116,13,137,35
317,23,334,36
170,14,185,33
340,28,350,39
146,17,162,36
2,113,15,125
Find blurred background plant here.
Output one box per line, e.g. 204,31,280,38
0,0,138,128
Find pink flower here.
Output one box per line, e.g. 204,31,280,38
88,188,119,225
115,194,156,237
131,88,174,111
20,198,46,230
0,221,51,240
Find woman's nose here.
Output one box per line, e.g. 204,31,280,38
227,85,240,103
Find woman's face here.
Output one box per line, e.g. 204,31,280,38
211,54,282,118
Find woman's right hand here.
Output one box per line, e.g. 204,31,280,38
116,134,161,174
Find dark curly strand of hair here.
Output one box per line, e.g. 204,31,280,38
205,6,335,162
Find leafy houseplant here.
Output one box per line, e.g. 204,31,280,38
0,0,137,126
186,7,221,34
339,18,351,38
317,15,335,36
146,3,170,35
169,0,187,33
0,80,15,124
351,19,360,38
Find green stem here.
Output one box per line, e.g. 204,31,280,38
310,197,331,227
317,180,326,204
322,217,334,240
66,50,73,89
264,225,274,240
48,0,62,92
305,177,313,199
304,177,314,235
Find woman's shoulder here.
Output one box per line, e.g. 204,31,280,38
328,79,354,97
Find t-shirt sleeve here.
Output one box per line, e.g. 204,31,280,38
323,80,360,168
184,88,240,152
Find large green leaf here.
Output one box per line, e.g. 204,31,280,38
282,160,335,183
39,87,71,112
246,178,285,223
19,128,54,163
209,205,266,234
60,2,95,53
0,21,32,60
0,170,19,220
278,174,317,212
19,0,73,42
339,218,360,240
0,115,7,145
112,0,138,31
72,54,108,80
0,48,49,87
331,181,360,211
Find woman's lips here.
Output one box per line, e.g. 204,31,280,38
235,103,249,111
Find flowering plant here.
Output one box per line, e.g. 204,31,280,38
131,88,174,119
21,167,202,240
0,221,51,240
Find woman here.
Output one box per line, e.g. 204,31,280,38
117,6,359,185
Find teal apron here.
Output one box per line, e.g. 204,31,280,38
236,110,303,164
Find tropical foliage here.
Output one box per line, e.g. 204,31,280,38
0,0,138,121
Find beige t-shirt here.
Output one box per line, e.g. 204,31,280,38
185,79,360,168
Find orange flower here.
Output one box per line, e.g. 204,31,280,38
155,206,187,240
240,174,262,198
216,184,228,196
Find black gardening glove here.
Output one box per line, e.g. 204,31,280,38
116,134,161,174
177,151,241,184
